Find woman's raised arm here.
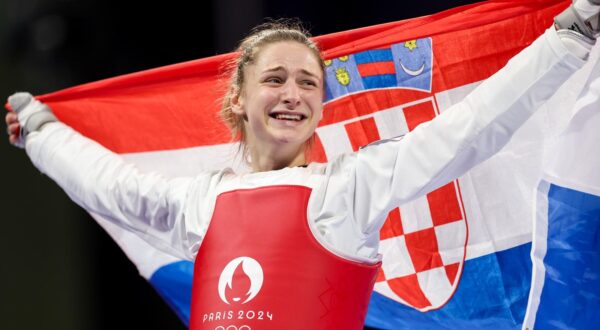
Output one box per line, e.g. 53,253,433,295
345,26,592,238
6,93,215,260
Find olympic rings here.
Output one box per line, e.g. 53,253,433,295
214,325,251,330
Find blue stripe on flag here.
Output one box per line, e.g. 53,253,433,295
366,243,532,330
534,184,600,329
354,49,394,64
148,245,537,329
149,260,194,327
362,74,397,89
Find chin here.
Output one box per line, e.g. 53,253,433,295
271,133,309,148
270,129,308,143
274,136,303,146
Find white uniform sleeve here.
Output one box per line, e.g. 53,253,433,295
25,122,214,260
328,27,586,258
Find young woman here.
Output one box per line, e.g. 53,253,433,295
5,3,599,329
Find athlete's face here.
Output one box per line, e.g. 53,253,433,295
232,41,324,152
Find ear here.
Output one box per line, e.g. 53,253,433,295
230,87,245,115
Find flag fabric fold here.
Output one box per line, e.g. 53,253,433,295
524,52,600,330
10,0,599,328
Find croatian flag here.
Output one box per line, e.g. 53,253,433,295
13,0,599,328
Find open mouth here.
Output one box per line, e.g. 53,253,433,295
269,112,307,121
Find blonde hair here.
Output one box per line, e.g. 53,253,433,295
220,20,325,158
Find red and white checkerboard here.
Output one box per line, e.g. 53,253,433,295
375,180,467,311
317,97,468,311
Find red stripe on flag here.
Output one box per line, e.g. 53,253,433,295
321,1,566,66
387,274,431,309
403,100,436,131
427,182,463,226
344,117,381,152
29,1,568,154
357,61,396,77
380,208,403,240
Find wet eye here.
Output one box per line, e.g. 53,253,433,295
301,80,318,87
264,76,283,84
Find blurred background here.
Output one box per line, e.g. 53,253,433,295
0,0,475,329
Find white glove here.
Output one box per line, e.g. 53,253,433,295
555,0,600,40
553,0,600,60
7,92,57,148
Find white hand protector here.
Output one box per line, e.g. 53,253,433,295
553,0,599,60
555,0,600,40
8,92,57,148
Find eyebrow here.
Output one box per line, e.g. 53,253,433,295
263,66,321,79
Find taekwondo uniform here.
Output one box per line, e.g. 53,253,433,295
23,28,586,329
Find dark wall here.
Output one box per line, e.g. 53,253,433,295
0,1,477,329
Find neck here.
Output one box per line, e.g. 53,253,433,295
248,143,307,172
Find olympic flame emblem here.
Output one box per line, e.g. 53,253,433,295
218,257,264,305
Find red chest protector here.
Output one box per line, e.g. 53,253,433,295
189,185,380,330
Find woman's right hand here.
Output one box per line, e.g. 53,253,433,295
5,111,21,146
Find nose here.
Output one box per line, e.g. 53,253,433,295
281,81,301,109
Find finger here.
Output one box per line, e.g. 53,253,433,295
5,111,17,125
6,120,20,131
9,134,18,145
8,122,20,136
